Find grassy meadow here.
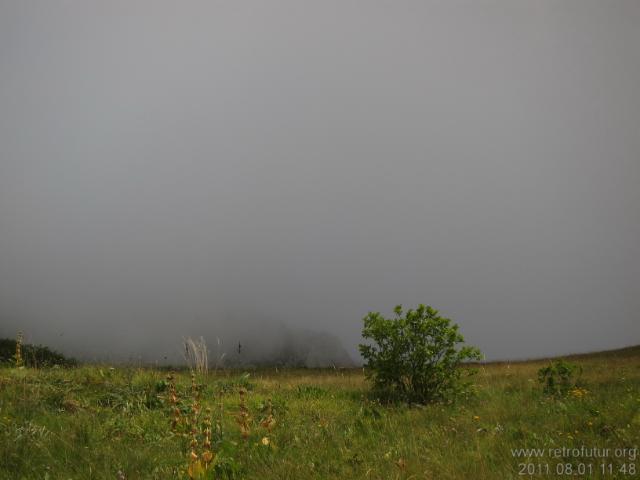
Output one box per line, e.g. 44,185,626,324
0,347,638,479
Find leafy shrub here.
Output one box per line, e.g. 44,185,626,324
155,379,169,393
0,338,76,367
359,304,482,403
538,360,581,396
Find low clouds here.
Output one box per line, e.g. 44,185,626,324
0,1,638,363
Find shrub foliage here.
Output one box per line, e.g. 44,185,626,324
359,304,482,403
538,359,581,396
0,338,76,367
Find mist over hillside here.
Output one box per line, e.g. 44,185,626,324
1,1,639,362
214,324,355,368
0,317,354,368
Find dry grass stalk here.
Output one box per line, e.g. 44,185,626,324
15,331,24,367
166,372,181,432
235,388,251,440
183,337,208,376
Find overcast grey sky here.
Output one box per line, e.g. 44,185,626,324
1,1,638,363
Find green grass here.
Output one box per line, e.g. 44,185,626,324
1,347,639,479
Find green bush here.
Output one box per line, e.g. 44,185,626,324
0,338,76,367
359,304,482,403
538,359,581,396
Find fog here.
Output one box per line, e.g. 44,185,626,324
1,1,639,364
